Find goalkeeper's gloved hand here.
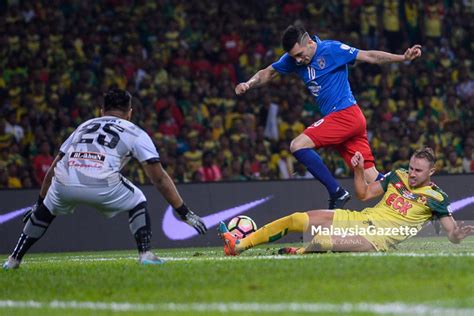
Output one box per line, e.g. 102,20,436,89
174,204,207,235
23,195,44,223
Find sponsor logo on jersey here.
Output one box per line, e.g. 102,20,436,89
317,57,325,69
70,152,106,162
401,189,417,200
68,161,103,169
393,181,417,200
385,193,413,216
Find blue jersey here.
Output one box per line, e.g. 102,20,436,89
272,36,359,116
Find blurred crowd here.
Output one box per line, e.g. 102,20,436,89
1,0,473,189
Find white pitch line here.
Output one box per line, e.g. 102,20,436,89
21,252,474,265
0,300,473,315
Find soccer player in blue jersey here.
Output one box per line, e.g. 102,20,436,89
235,25,422,209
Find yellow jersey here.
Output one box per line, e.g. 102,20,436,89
361,168,451,248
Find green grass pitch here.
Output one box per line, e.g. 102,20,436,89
1,237,474,315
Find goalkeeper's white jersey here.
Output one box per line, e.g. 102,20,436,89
54,116,159,187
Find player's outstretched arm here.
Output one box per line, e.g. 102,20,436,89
142,162,184,208
439,216,474,244
142,162,207,234
356,45,422,64
351,152,384,201
235,65,278,95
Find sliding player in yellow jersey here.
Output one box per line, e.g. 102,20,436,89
218,148,474,254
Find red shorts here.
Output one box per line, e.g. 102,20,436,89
303,105,375,169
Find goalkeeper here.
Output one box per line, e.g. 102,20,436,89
3,88,207,270
218,148,473,255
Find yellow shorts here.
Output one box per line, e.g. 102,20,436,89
332,209,393,252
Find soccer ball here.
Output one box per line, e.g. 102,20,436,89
228,215,257,239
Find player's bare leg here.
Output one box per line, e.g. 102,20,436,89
299,209,376,253
279,209,334,255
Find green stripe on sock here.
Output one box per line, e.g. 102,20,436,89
269,228,288,242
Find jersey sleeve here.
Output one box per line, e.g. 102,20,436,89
379,170,395,192
328,41,359,66
132,131,160,163
271,53,297,74
428,192,451,218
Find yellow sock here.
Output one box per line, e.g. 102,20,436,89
237,212,309,252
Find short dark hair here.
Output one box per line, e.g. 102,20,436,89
281,25,308,52
103,88,132,112
412,147,436,167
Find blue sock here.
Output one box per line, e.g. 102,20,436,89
293,148,340,195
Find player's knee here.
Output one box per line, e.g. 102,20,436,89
289,212,309,231
307,210,334,227
290,135,314,153
34,204,55,223
290,137,307,153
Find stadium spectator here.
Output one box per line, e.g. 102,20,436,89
0,1,472,187
462,146,473,173
456,67,474,101
443,151,464,174
0,120,15,151
197,151,222,182
293,162,313,179
32,141,54,185
7,163,22,188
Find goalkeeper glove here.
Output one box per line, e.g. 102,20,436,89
23,195,44,223
174,204,207,234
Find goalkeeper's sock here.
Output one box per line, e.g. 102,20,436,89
11,204,55,261
237,212,309,251
128,202,152,253
293,148,340,195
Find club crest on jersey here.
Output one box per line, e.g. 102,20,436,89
317,57,325,69
417,196,427,204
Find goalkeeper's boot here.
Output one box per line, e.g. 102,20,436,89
217,222,239,256
328,188,351,210
139,251,165,265
2,256,21,270
278,247,301,255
